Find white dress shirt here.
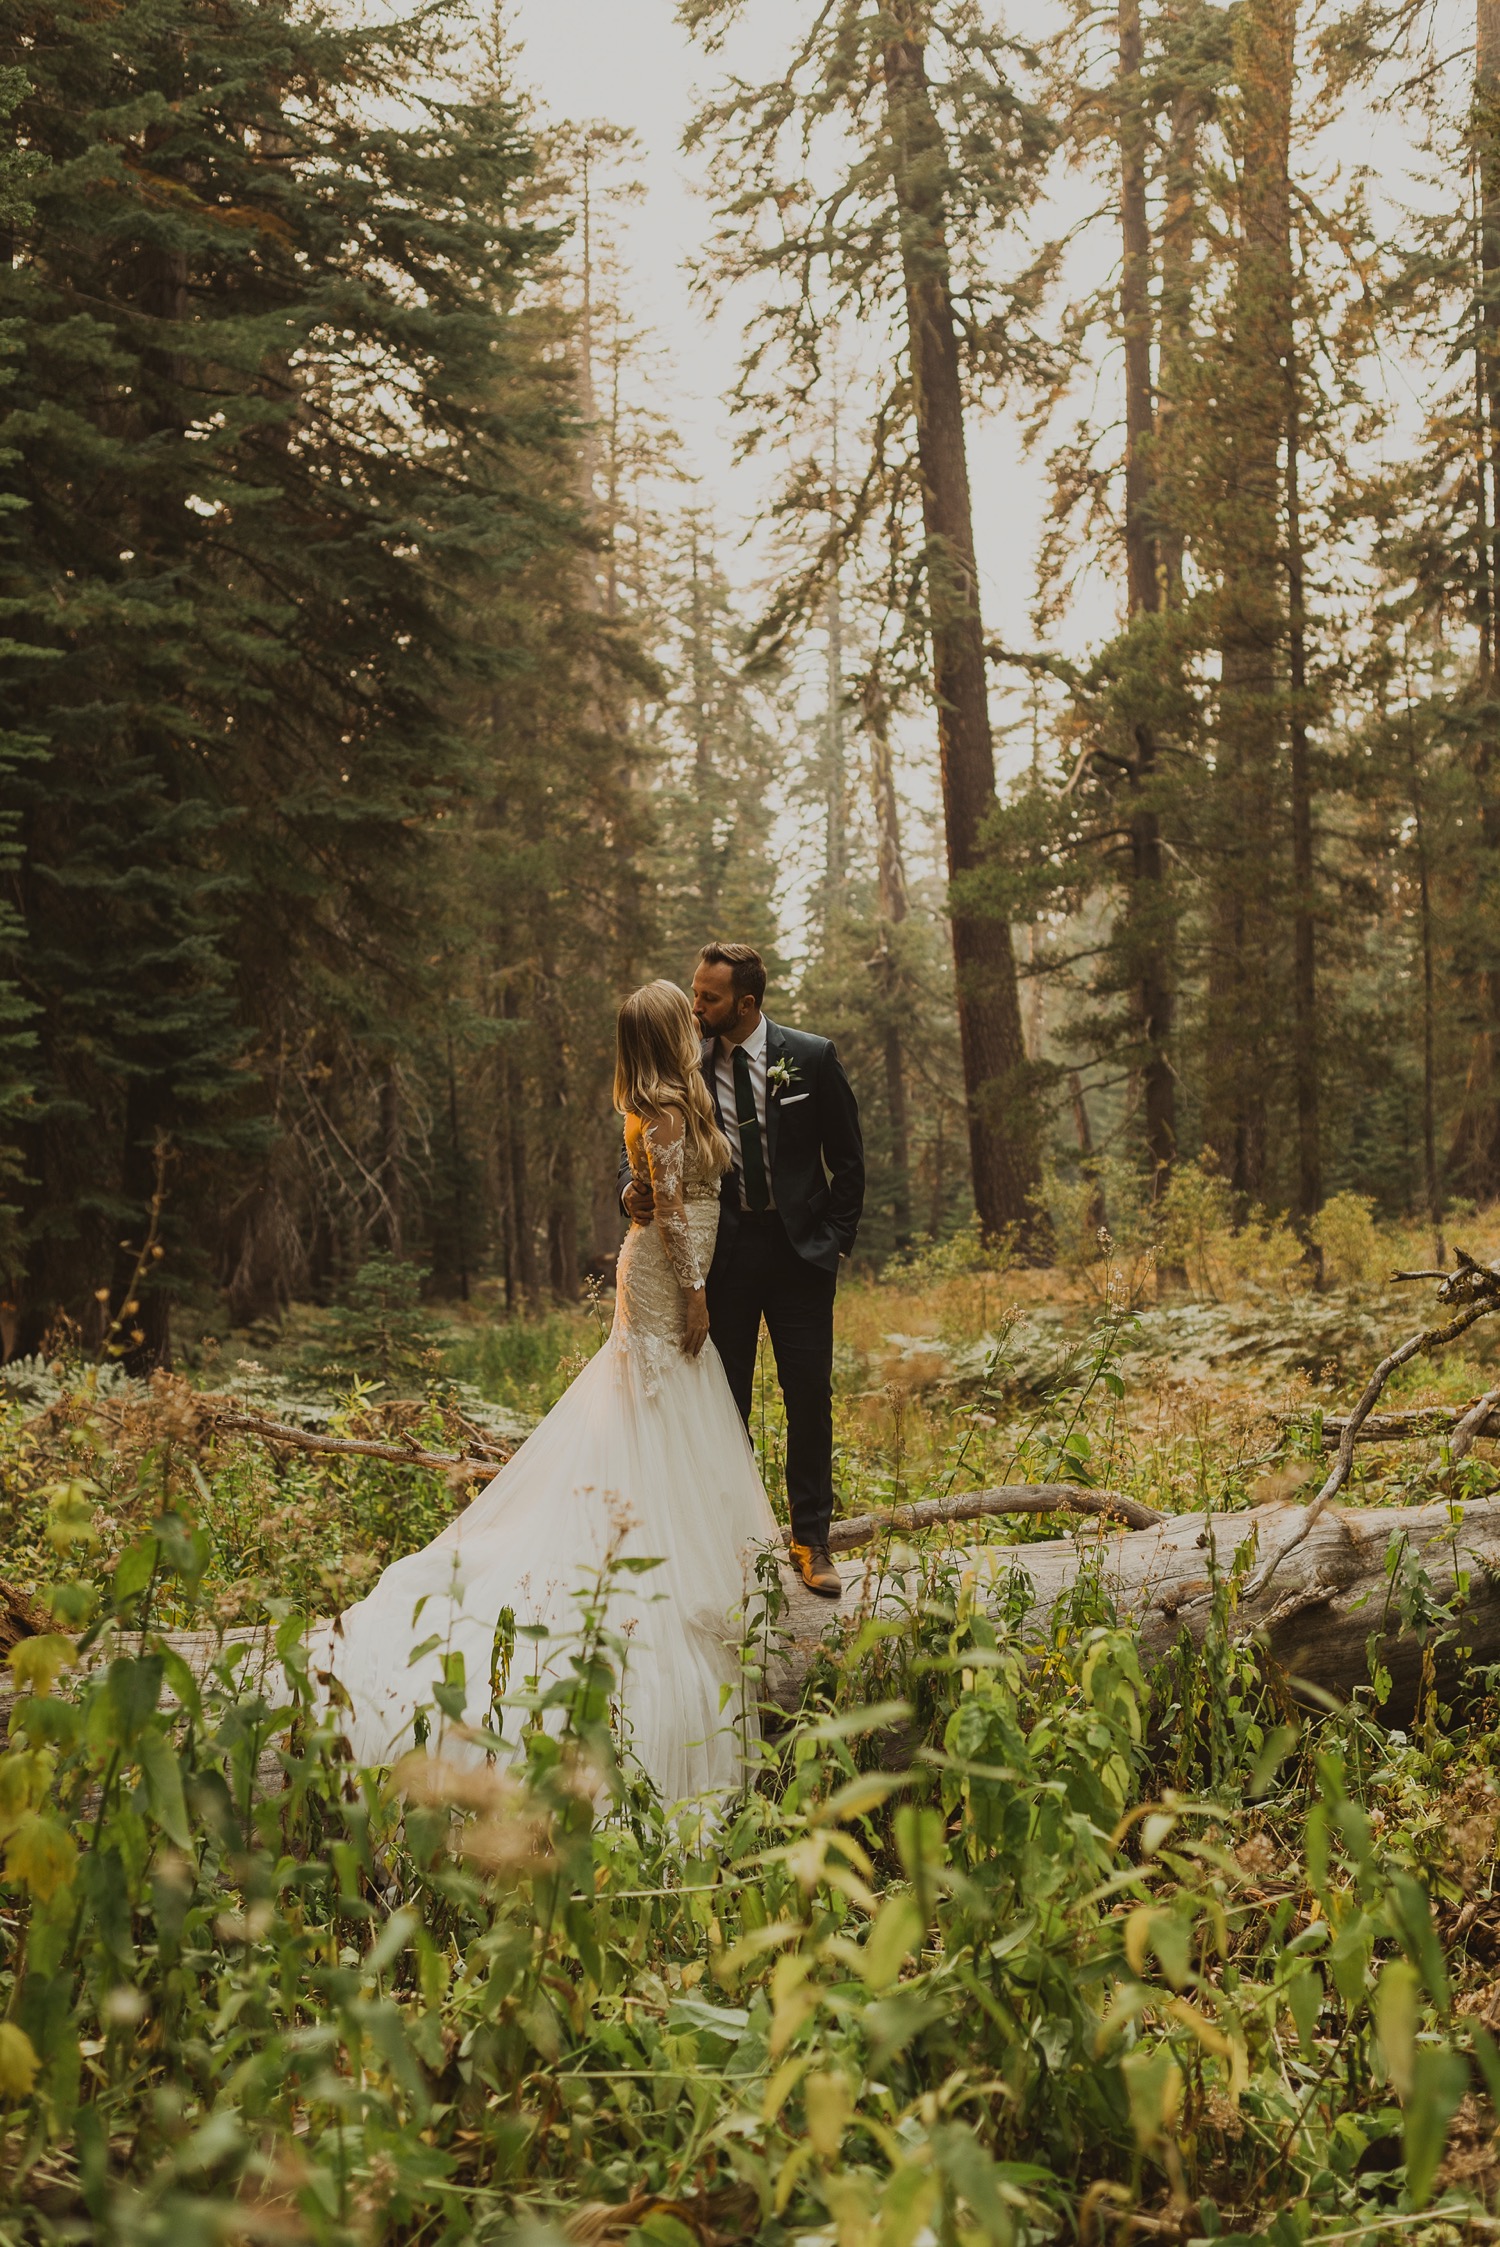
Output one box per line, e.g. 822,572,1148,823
715,1014,776,1210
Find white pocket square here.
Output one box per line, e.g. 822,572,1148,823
777,1092,811,1106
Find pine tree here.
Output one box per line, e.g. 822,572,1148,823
0,0,581,1350
681,0,1057,1242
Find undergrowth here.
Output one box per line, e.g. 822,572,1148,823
2,1261,1500,2241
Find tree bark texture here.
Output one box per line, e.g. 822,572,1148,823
1118,0,1178,1194
1202,0,1295,1200
864,676,914,1245
500,967,539,1308
1450,0,1500,1196
1155,77,1200,606
1119,0,1157,626
1285,342,1322,1224
881,18,1037,1241
766,1497,1500,1722
1401,690,1446,1264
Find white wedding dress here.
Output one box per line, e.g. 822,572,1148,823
309,1110,778,1800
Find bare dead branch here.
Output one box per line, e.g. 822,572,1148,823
799,1484,1164,1553
1250,1247,1500,1593
205,1406,510,1483
1313,1404,1500,1446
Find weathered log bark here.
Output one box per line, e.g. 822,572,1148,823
765,1496,1500,1721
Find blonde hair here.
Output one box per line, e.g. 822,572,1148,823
614,981,731,1176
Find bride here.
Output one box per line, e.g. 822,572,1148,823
311,980,780,1800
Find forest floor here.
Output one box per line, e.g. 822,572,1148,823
3,1213,1500,2241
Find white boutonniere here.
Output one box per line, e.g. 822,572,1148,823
767,1056,799,1097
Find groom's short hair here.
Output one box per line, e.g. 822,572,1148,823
699,941,766,1007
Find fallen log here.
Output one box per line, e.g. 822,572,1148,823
1251,1248,1500,1594
12,1385,514,1484
5,1495,1489,1750
765,1495,1500,1720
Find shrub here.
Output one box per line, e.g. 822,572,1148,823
287,1254,445,1393
1158,1155,1236,1295
1311,1190,1384,1285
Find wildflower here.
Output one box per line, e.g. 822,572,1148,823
0,2023,39,2099
1234,1831,1281,1885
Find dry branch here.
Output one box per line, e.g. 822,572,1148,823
204,1406,509,1482
808,1485,1165,1551
1249,1247,1500,1594
1316,1406,1500,1446
1441,1385,1500,1469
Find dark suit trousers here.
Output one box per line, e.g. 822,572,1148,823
707,1209,838,1548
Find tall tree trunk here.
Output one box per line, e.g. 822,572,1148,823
688,520,719,926
375,1063,404,1259
824,573,846,911
824,405,847,918
1155,68,1200,608
881,18,1037,1242
1118,0,1177,1197
1451,0,1500,1192
1401,659,1446,1268
501,970,538,1310
540,968,578,1300
1119,0,1156,627
446,1034,470,1303
1070,1070,1108,1236
1202,0,1294,1201
863,676,913,1246
1285,337,1322,1228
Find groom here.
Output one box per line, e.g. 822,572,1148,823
621,942,864,1598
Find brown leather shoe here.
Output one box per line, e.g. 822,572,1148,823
790,1541,842,1599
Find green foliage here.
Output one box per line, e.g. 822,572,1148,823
445,1301,608,1416
0,0,612,1346
0,1282,1496,2238
1310,1192,1384,1288
288,1257,446,1396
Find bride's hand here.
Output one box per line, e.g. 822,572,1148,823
682,1287,710,1357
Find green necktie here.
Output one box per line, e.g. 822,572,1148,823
732,1044,770,1211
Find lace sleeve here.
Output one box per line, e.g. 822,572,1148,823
643,1110,704,1294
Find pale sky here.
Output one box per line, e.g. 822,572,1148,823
499,0,1465,947
505,0,1089,733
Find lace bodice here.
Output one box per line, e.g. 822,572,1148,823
615,1109,722,1392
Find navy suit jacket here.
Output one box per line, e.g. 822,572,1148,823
619,1017,864,1276
700,1019,862,1275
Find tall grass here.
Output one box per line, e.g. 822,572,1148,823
444,1304,608,1417
2,1264,1500,2238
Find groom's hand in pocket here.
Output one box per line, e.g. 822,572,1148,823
624,1177,654,1224
683,1288,710,1357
